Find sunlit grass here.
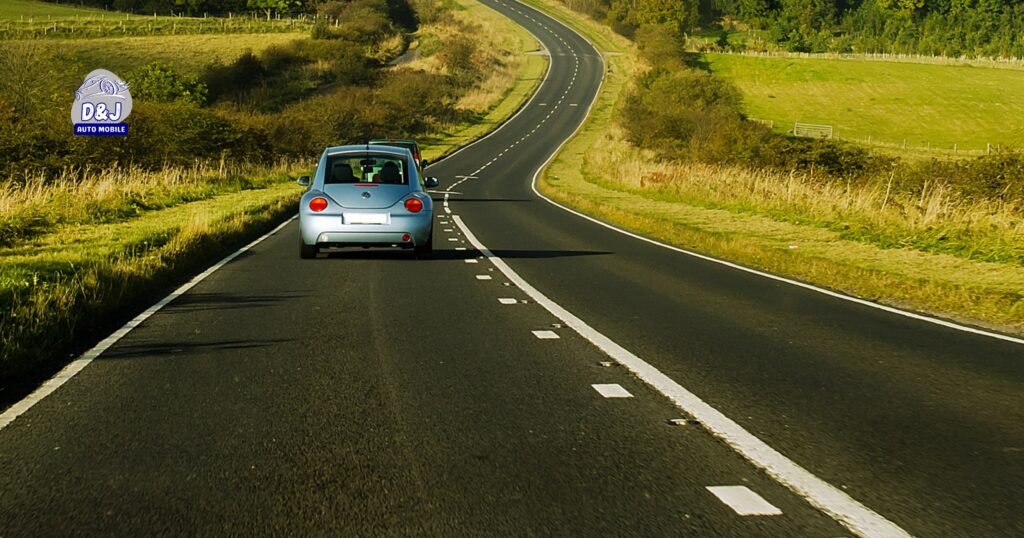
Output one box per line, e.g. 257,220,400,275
0,0,107,18
706,53,1024,155
0,33,306,74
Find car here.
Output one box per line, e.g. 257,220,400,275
368,138,430,171
297,145,440,259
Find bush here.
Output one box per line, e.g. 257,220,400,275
200,51,267,103
126,63,208,105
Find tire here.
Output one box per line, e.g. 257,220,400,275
300,241,318,259
414,228,433,259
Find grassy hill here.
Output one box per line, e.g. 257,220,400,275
0,0,108,18
1,33,306,74
706,53,1024,156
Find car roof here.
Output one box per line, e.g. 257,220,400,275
367,138,418,145
325,145,410,157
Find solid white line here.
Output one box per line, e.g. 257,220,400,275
532,330,560,339
592,383,633,398
0,216,298,431
498,298,518,304
451,219,910,537
532,183,1024,346
707,486,783,516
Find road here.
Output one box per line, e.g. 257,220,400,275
2,0,1022,536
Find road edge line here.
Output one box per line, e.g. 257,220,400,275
0,216,298,431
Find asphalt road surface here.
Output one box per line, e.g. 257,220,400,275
2,1,1022,536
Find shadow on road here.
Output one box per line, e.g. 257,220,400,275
317,248,611,261
163,292,310,313
100,338,294,360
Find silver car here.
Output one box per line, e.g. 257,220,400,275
297,145,440,258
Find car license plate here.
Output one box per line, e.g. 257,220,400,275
344,213,389,225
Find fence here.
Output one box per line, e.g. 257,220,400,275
793,123,833,139
719,50,1024,71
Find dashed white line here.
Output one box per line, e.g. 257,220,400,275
498,298,518,305
451,216,911,538
475,275,492,281
532,330,560,339
707,486,783,516
592,384,633,398
464,259,478,264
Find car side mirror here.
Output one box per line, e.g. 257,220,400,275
424,177,439,188
420,159,430,169
297,175,311,187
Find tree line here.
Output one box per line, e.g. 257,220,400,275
561,0,1024,58
44,0,414,24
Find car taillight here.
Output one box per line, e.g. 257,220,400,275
309,197,328,212
404,197,423,213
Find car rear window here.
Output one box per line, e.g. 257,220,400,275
324,154,408,185
369,141,419,161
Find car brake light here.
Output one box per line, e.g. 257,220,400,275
309,197,328,212
402,233,411,242
404,198,423,213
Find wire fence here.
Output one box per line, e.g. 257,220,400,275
748,118,1005,157
0,11,316,40
717,50,1024,71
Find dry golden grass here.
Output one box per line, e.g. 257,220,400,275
397,0,540,114
0,160,302,247
586,132,1024,261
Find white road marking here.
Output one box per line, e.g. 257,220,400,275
475,275,492,281
451,215,911,538
532,330,560,339
447,238,459,242
592,384,633,398
0,216,299,431
443,228,454,232
428,9,910,532
498,298,518,304
707,486,783,516
464,259,479,264
455,247,468,251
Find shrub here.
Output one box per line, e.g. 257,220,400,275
126,63,208,105
201,51,267,103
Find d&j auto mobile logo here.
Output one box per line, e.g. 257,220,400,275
71,69,132,137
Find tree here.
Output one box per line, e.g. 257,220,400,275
248,0,301,20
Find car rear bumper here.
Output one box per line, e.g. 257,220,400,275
299,212,432,247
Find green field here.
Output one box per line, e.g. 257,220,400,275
706,53,1024,154
0,0,107,18
2,32,306,74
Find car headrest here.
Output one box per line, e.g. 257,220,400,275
379,162,401,184
329,162,355,183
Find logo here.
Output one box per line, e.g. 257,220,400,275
72,69,132,137
362,191,372,199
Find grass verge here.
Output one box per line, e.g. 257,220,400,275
528,0,1024,335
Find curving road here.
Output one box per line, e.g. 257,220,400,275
1,1,1022,536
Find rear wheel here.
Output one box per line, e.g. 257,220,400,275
300,241,318,259
414,228,433,259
